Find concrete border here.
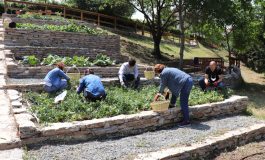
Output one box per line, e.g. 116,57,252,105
135,123,265,160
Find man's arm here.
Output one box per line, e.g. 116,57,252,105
204,74,209,85
76,78,85,94
134,65,139,79
217,74,224,83
118,64,125,84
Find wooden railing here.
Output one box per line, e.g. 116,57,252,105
3,0,146,35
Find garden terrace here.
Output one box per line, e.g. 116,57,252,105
6,86,248,142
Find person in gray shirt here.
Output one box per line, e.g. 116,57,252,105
154,64,193,127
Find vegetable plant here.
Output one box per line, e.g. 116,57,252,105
93,54,114,66
21,55,39,66
24,85,232,123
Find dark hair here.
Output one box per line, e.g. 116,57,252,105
9,22,16,28
128,58,136,66
85,69,94,75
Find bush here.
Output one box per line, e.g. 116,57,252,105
24,86,232,123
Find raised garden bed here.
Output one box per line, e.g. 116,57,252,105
8,86,248,141
23,85,232,123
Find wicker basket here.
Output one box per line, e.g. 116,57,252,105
150,100,170,112
144,67,155,80
66,67,81,81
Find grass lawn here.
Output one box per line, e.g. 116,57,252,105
121,35,228,60
24,85,232,123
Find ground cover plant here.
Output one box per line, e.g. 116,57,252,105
24,85,232,123
16,23,107,35
17,12,66,21
20,54,114,67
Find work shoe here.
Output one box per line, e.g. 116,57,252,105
178,121,191,127
169,104,176,108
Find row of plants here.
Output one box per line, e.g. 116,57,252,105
17,12,66,21
20,54,114,67
24,85,232,123
16,23,107,35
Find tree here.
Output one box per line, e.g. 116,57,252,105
65,0,134,18
128,0,178,58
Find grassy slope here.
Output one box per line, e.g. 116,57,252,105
120,35,228,60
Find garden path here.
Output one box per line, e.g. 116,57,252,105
0,20,23,159
25,116,264,160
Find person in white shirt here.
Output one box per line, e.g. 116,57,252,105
118,58,140,89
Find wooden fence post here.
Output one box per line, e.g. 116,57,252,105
141,25,144,36
97,14,100,26
81,12,83,21
114,18,117,30
4,0,7,13
63,7,66,18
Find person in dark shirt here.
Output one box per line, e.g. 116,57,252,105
199,61,225,91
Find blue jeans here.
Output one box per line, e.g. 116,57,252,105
199,77,225,91
170,77,193,122
120,74,140,88
44,80,67,93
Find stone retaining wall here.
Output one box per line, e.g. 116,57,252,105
4,47,127,62
3,28,120,54
7,90,248,142
6,60,147,79
136,123,265,160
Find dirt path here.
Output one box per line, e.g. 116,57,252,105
240,63,265,85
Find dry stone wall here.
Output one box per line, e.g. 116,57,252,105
4,47,127,62
3,28,120,53
8,91,248,142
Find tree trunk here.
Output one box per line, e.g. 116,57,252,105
178,0,185,70
179,33,185,69
224,27,231,72
152,35,162,58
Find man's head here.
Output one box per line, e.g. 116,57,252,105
209,61,217,71
57,62,65,70
84,69,94,75
154,64,165,74
128,58,136,67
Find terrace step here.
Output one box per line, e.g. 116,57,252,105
0,148,23,160
0,90,21,150
24,116,265,160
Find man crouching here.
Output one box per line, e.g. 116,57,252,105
77,69,106,101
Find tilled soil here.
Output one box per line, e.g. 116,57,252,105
25,116,264,160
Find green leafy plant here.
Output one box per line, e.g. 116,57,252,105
24,85,232,123
93,54,114,66
16,23,107,35
21,55,39,66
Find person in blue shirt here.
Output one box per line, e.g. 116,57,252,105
44,62,70,93
77,69,106,101
153,64,193,127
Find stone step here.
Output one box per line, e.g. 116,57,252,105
0,90,21,150
0,148,23,160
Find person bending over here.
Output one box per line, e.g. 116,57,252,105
118,58,140,89
199,61,225,91
153,64,193,127
77,69,106,101
44,62,70,93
